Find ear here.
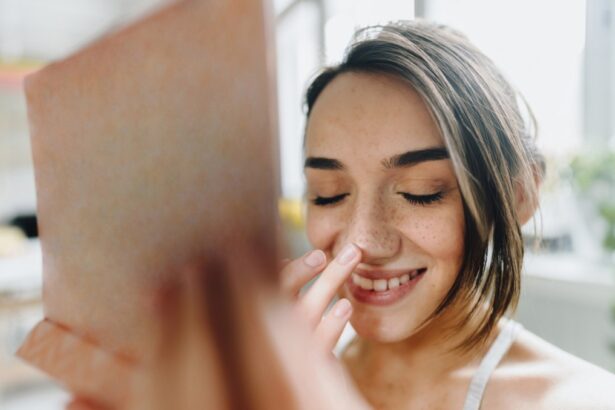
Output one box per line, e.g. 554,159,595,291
514,166,543,226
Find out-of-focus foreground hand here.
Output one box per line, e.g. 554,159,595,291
66,249,370,410
279,244,361,355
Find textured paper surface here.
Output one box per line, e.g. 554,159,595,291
18,0,279,384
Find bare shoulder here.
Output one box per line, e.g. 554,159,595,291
542,365,615,409
489,327,615,409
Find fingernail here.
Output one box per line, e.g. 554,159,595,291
333,299,352,318
337,243,358,265
304,250,325,267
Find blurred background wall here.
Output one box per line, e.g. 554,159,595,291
0,0,614,408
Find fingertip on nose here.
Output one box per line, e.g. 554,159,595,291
337,243,360,265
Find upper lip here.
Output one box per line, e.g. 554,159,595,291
353,267,426,280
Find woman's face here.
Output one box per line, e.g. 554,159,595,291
304,72,465,342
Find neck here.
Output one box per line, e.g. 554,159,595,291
346,301,505,384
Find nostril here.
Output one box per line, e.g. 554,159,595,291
345,212,401,260
349,234,401,263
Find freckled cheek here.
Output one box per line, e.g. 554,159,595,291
399,211,465,261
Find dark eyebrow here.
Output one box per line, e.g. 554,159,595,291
304,147,449,171
304,157,344,170
382,147,449,168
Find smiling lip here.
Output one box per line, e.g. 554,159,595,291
353,267,423,280
346,268,427,306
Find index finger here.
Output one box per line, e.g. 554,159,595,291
279,250,327,298
299,243,361,328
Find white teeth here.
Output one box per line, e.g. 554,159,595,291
353,269,425,291
373,279,387,291
358,276,373,290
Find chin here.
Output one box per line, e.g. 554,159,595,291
349,314,417,343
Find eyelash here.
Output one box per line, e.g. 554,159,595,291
398,191,443,206
310,192,443,207
312,194,349,206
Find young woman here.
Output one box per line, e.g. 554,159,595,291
280,20,615,409
69,20,615,410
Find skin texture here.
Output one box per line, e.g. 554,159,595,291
303,71,615,409
305,70,466,344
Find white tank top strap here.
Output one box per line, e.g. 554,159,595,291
462,318,523,410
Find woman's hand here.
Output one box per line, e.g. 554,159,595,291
65,245,370,410
279,243,361,353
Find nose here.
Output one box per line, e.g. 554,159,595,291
341,197,401,264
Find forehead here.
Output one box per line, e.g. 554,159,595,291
305,71,443,158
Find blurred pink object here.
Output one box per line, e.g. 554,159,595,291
18,319,135,406
17,0,280,406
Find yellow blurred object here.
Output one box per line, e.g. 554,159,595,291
278,197,305,230
0,226,26,257
0,61,42,90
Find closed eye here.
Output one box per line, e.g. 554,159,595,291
398,191,443,206
311,192,443,206
311,193,349,206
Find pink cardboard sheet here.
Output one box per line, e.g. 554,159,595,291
17,0,279,405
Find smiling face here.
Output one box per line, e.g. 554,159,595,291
304,71,466,343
